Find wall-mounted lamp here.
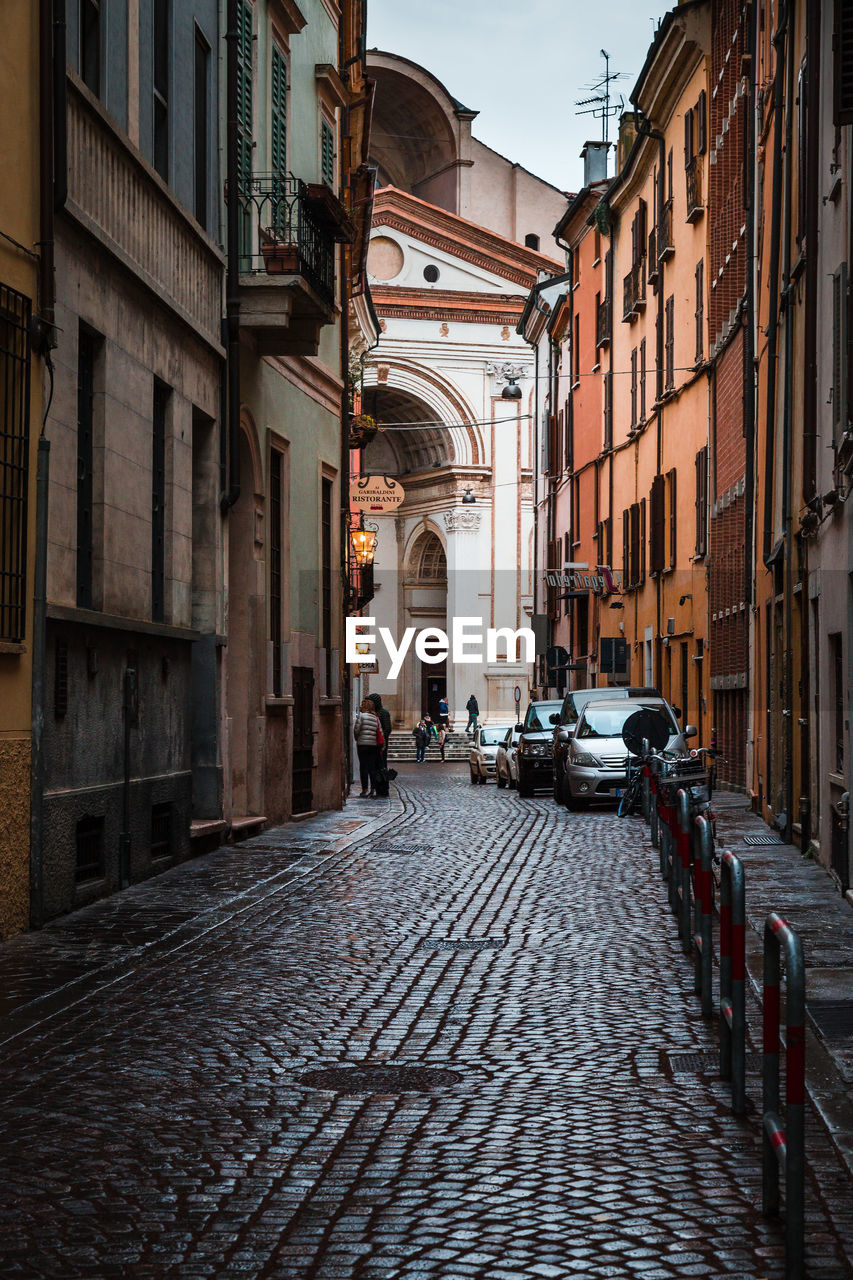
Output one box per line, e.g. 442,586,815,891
462,488,476,504
608,601,624,610
350,527,377,567
679,593,693,606
501,379,522,401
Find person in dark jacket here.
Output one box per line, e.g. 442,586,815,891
413,720,428,763
367,693,392,767
465,694,479,735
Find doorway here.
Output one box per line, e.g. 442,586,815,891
422,663,447,723
292,666,314,814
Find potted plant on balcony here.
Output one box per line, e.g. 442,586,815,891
349,413,378,448
260,226,298,275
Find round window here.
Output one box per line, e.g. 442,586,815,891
423,265,440,283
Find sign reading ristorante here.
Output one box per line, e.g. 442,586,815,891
349,474,405,512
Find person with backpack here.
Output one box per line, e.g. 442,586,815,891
465,694,479,735
367,693,392,768
353,699,382,797
413,720,428,763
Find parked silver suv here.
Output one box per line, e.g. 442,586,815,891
564,697,695,809
552,686,659,806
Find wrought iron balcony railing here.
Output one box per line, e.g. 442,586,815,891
622,259,646,321
686,156,704,223
237,174,336,307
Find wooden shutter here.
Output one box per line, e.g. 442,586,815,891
630,503,640,587
548,413,557,474
321,119,335,187
834,0,853,126
271,45,287,176
623,508,630,586
695,447,708,557
236,0,253,182
639,498,646,584
684,107,694,167
667,469,677,568
650,474,665,575
697,90,707,153
832,264,849,445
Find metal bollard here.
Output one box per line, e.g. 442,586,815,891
720,851,746,1115
676,789,692,955
642,738,651,826
692,814,713,1017
762,913,806,1280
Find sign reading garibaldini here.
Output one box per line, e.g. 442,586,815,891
349,475,405,512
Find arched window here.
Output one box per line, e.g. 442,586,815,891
525,233,540,251
412,532,446,582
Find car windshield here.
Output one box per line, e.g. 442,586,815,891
561,688,626,726
479,728,509,745
524,702,562,731
576,702,675,740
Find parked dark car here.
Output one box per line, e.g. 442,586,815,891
515,699,563,797
551,686,661,806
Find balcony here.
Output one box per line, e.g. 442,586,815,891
657,200,675,262
346,562,374,614
686,157,704,223
237,175,351,357
596,296,611,349
622,260,646,322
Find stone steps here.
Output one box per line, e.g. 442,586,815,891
387,731,472,762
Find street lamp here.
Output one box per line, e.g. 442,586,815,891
462,488,476,504
501,378,522,400
350,526,377,567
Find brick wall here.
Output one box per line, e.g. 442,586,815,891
708,0,749,349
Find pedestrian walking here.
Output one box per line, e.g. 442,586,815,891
465,693,479,735
438,724,448,761
413,720,428,763
367,692,392,768
353,699,382,797
438,695,450,727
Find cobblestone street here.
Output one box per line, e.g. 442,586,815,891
2,766,853,1279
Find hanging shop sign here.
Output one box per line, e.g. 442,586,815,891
350,474,405,512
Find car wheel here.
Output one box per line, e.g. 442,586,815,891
469,767,478,785
497,771,506,789
565,791,588,811
517,779,533,797
552,769,562,803
477,771,486,784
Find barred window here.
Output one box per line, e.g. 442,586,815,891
413,532,446,582
0,284,32,644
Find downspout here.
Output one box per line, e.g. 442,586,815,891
221,0,241,512
798,0,821,851
780,0,797,845
744,0,758,797
31,0,64,928
761,3,788,561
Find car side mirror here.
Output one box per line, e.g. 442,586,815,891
549,713,559,724
515,723,524,733
671,705,682,719
684,724,698,739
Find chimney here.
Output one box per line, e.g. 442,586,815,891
581,140,610,187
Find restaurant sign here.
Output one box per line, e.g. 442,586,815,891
350,474,405,512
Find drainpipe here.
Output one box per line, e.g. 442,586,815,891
221,0,241,512
744,0,758,798
780,0,797,846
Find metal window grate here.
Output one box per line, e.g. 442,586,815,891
150,801,174,860
75,814,105,883
0,283,32,644
54,639,68,717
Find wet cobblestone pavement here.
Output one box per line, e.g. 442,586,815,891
2,766,853,1279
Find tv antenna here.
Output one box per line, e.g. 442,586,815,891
574,49,627,144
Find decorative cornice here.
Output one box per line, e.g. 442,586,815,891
371,286,527,327
444,509,482,534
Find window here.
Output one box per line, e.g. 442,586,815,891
151,380,169,623
624,500,645,589
650,475,665,575
0,284,31,644
321,118,335,187
603,371,612,450
77,326,98,610
415,533,446,581
697,90,707,154
630,347,638,427
834,1,853,126
830,633,844,772
832,263,849,446
680,642,689,724
236,0,253,182
695,446,708,557
153,0,170,179
270,448,283,696
80,0,100,97
321,477,333,694
664,295,675,390
694,260,704,364
684,107,695,168
423,264,440,283
194,29,209,226
640,337,646,420
573,313,580,386
666,468,677,569
524,233,540,251
271,44,287,177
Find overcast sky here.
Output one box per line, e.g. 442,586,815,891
367,0,669,193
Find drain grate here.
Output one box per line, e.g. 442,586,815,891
666,1050,763,1074
300,1064,463,1094
417,938,506,952
808,1001,853,1042
743,834,784,846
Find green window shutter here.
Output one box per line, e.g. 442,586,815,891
271,45,287,176
321,119,335,187
236,0,253,181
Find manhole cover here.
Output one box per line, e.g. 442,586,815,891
808,1001,853,1041
743,834,784,846
300,1065,463,1094
666,1050,763,1073
417,938,505,952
